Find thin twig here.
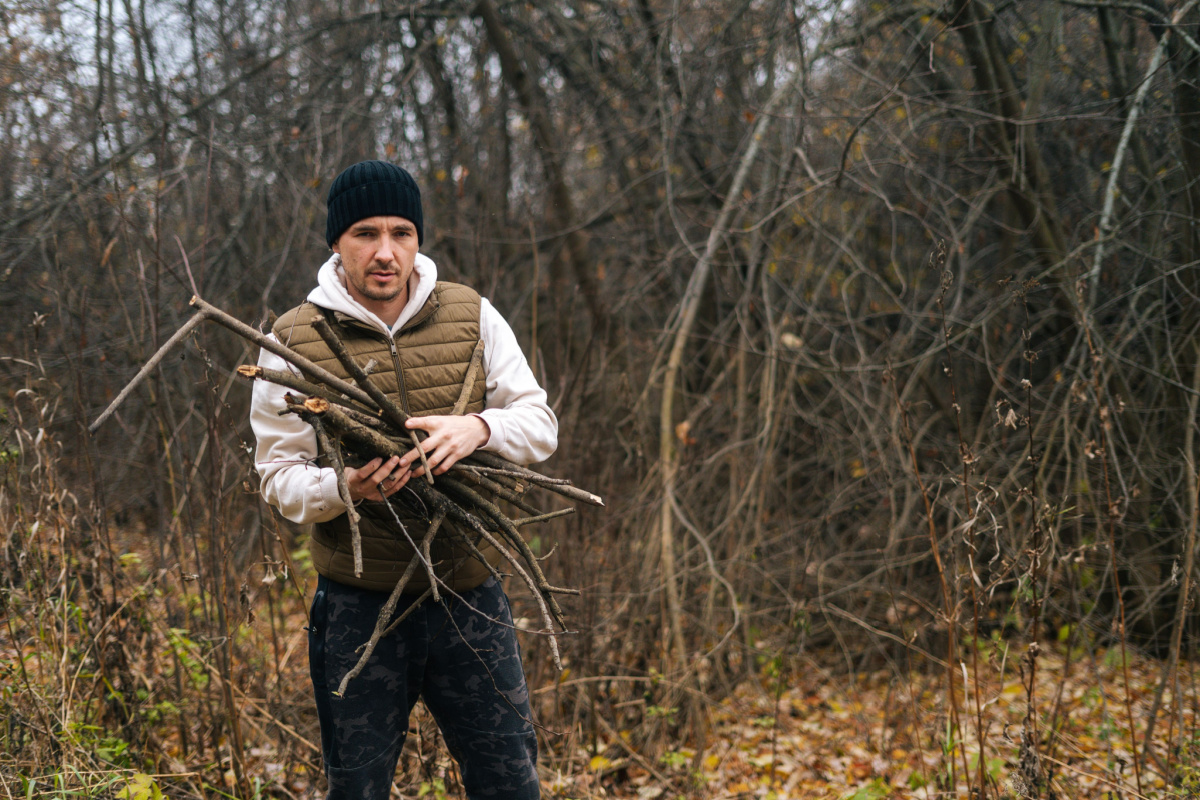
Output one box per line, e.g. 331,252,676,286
1141,343,1200,767
1080,289,1145,797
461,464,573,486
454,468,540,516
375,485,441,602
1088,23,1173,305
310,416,363,578
445,505,564,670
88,310,205,433
190,295,377,407
467,451,604,507
512,508,576,527
887,355,968,789
452,339,486,415
440,476,579,599
335,567,433,697
236,364,381,417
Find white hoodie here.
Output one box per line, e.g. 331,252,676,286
249,252,558,525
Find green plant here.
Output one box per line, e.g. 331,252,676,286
646,704,678,720
60,722,132,767
165,628,210,690
118,773,165,800
968,750,1007,784
1169,734,1200,797
841,777,890,800
418,778,448,799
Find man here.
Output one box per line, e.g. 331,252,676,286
249,160,555,799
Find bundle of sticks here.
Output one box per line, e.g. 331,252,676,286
90,296,601,692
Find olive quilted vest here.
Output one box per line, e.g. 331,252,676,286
272,281,495,592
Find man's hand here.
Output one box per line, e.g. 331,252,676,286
345,455,409,502
341,417,489,504
401,415,491,477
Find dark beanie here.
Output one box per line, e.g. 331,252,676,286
325,160,424,247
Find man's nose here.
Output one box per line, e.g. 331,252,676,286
375,234,396,263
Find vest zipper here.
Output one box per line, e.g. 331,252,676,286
387,338,413,416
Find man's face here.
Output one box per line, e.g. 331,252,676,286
332,215,420,313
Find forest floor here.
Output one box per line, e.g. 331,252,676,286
544,645,1199,800
7,634,1195,799
3,566,1199,799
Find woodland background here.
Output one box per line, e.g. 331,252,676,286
4,0,1200,797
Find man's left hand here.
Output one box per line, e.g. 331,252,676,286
400,415,491,478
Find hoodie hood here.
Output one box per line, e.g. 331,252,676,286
307,252,439,336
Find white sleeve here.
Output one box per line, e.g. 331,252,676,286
249,337,347,524
473,298,559,465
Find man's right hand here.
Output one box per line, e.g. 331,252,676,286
345,455,410,503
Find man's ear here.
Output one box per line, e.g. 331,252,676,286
331,242,341,254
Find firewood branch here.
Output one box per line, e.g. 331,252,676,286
90,296,599,688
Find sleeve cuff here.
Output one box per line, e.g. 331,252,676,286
317,468,347,516
473,411,501,452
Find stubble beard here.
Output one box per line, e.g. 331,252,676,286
353,277,403,302
350,262,405,303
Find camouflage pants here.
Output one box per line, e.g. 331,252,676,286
308,574,540,799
